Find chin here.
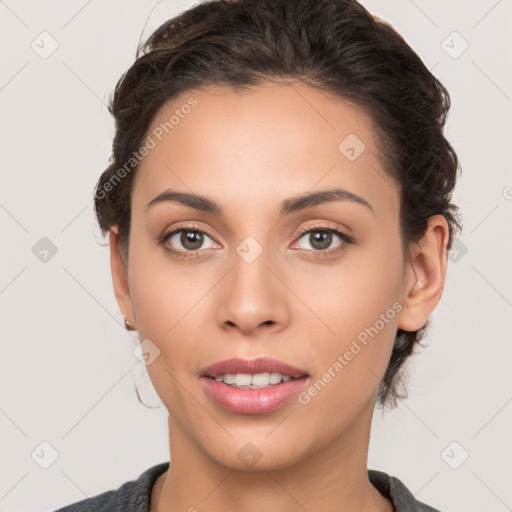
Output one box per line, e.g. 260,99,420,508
203,435,310,473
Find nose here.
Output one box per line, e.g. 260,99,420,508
215,246,290,336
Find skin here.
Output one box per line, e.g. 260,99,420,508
109,81,449,512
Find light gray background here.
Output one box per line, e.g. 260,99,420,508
1,1,511,510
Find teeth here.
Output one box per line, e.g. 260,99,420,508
223,374,236,384
235,374,252,387
213,372,295,388
269,373,282,384
252,372,271,386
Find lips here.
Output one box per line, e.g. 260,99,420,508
200,357,309,379
200,357,310,414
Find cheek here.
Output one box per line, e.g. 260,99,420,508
127,237,205,338
295,242,403,400
297,234,402,334
129,256,207,414
127,237,212,375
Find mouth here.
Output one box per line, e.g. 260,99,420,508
211,372,297,389
199,357,310,414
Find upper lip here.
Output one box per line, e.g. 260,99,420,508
201,357,309,379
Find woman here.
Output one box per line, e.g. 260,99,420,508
56,0,461,510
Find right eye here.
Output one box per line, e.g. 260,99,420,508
159,227,220,257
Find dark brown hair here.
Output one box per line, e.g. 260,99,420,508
93,0,462,408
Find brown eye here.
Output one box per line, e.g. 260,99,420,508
295,228,351,252
179,230,204,251
163,229,218,253
307,231,333,251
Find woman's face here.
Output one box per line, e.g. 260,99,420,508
111,81,429,470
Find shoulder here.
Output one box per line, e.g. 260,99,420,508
53,462,169,512
368,469,443,512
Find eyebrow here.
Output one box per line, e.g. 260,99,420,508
145,187,375,216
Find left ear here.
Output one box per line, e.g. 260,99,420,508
397,215,450,332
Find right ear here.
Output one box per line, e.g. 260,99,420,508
109,226,136,326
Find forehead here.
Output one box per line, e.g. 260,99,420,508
132,81,399,219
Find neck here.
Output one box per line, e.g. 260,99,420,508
154,402,392,512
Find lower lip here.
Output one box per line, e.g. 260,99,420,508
201,376,309,414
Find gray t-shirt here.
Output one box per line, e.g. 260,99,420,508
54,462,441,511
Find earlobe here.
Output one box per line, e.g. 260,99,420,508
397,215,450,332
109,226,136,328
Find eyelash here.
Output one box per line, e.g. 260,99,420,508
158,222,216,260
158,223,355,260
295,224,354,256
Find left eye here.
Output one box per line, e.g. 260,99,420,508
294,228,350,252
